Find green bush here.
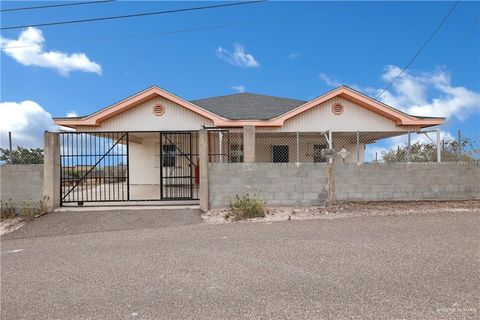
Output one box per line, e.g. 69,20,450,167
226,193,266,221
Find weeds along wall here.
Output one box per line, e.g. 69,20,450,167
208,162,480,208
0,165,44,204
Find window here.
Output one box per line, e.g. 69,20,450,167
230,144,244,163
272,145,289,163
155,143,176,168
313,144,328,162
162,145,176,167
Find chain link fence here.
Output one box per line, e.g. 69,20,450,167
3,129,478,165
207,128,479,164
207,129,244,163
0,132,44,165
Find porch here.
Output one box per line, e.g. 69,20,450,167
44,126,446,209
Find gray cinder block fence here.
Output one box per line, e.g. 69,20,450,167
209,163,328,208
333,162,480,201
0,164,44,204
207,162,480,209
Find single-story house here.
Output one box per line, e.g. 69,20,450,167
54,85,445,204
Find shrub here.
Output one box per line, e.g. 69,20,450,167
226,193,266,221
0,197,48,221
20,200,45,221
1,199,17,219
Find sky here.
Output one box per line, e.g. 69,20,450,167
0,0,479,155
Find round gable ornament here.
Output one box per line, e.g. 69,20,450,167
331,103,344,115
153,104,165,117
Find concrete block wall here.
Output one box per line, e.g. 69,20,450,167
0,165,44,204
208,162,480,208
334,162,480,201
208,163,328,208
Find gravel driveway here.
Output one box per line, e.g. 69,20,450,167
1,209,479,319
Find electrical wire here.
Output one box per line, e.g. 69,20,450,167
1,0,114,13
1,24,237,50
0,1,266,30
375,0,460,99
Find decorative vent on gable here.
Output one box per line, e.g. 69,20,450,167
331,103,344,115
153,105,165,117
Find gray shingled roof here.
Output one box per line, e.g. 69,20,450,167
190,92,306,120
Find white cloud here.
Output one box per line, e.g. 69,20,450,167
319,73,342,87
231,85,246,93
289,53,300,59
216,43,259,68
0,27,102,76
66,111,78,117
0,101,58,148
376,66,480,120
320,66,480,121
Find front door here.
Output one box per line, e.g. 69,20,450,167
160,132,195,200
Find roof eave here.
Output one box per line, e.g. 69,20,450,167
53,85,447,129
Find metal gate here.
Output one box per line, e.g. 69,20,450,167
59,131,198,205
160,132,197,200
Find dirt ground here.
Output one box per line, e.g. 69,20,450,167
0,218,25,236
202,200,480,224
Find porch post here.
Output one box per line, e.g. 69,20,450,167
328,130,333,164
43,131,60,212
198,129,209,212
218,131,223,163
356,130,360,163
436,129,441,163
296,131,300,163
407,132,411,162
243,125,256,163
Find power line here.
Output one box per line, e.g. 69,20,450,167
1,24,237,49
0,1,266,30
0,0,114,12
375,0,460,99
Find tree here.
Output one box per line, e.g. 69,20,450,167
0,147,44,164
382,138,477,163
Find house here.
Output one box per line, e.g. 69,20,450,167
53,85,445,205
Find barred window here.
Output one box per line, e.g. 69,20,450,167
155,143,176,167
272,145,289,163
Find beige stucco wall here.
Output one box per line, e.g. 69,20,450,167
77,96,214,132
129,134,199,186
129,137,159,185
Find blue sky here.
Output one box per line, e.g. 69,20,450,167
1,1,479,150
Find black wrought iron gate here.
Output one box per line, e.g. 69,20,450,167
59,131,198,205
160,132,197,200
